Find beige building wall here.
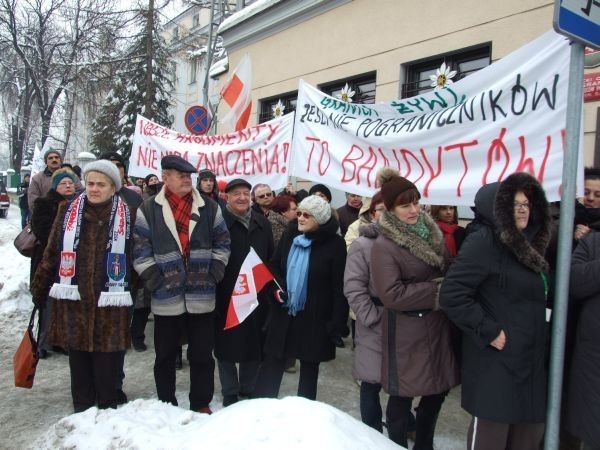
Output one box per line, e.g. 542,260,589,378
216,0,598,166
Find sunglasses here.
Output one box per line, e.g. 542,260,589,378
296,211,313,219
114,162,124,168
257,192,273,199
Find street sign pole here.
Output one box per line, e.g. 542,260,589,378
544,41,585,450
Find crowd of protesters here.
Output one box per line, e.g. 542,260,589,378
21,149,600,450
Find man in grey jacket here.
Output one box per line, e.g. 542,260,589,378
134,155,231,414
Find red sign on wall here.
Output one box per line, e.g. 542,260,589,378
584,72,600,102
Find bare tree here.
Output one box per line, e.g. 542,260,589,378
0,0,130,169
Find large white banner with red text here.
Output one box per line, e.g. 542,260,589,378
129,113,294,190
290,31,582,205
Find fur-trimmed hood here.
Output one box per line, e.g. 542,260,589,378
377,210,445,269
475,172,551,273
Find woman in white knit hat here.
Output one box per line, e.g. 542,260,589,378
32,159,134,413
254,195,349,400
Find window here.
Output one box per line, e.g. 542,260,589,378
189,59,197,84
319,72,377,104
259,92,298,123
192,13,200,28
402,45,491,98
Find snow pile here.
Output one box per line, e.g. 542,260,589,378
33,397,404,450
0,215,33,314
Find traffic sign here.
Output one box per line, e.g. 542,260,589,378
185,106,211,135
554,0,600,49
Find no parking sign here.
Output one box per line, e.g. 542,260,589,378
185,106,211,135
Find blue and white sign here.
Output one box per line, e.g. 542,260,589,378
554,0,600,49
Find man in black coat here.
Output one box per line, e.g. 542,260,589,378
215,178,274,407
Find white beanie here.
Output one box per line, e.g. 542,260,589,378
298,195,331,225
83,160,122,190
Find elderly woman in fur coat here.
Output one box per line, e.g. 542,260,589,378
440,172,551,450
370,169,459,450
31,160,134,413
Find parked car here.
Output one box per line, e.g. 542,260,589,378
0,181,9,218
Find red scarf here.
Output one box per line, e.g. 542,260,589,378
165,188,193,258
436,221,459,257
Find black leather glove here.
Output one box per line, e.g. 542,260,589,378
32,297,45,309
141,266,164,292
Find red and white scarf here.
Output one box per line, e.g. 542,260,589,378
49,193,132,307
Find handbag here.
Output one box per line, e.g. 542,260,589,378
13,308,40,389
14,225,37,258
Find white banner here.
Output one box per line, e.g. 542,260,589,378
290,30,582,205
129,113,294,191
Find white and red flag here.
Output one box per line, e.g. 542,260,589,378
224,247,274,330
220,54,252,131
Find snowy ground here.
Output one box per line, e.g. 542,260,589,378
0,204,469,449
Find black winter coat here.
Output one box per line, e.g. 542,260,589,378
214,208,274,362
566,232,600,447
263,217,349,363
30,189,70,284
440,173,551,423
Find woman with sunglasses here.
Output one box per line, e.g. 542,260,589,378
440,172,551,450
254,195,348,400
371,168,459,449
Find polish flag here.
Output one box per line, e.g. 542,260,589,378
224,247,274,330
220,54,252,131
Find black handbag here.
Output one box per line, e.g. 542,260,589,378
13,226,37,258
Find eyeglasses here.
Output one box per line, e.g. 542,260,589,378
114,162,124,168
514,202,530,210
257,192,273,199
296,211,314,219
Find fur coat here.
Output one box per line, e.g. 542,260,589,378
31,198,133,352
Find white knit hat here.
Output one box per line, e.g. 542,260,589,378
298,195,331,225
83,159,122,190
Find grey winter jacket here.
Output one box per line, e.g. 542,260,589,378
344,223,382,384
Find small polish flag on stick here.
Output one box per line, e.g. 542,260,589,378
224,247,274,330
220,54,252,131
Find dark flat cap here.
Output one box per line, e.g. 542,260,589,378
161,155,196,173
99,151,125,165
225,178,252,193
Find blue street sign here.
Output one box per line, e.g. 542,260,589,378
554,0,600,49
185,106,211,135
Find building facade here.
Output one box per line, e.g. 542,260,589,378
216,0,599,167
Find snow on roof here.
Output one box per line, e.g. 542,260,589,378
209,56,229,78
218,0,284,34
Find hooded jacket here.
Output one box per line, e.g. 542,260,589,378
440,172,551,423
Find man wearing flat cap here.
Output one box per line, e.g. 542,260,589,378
28,149,83,211
133,155,231,414
214,178,274,407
